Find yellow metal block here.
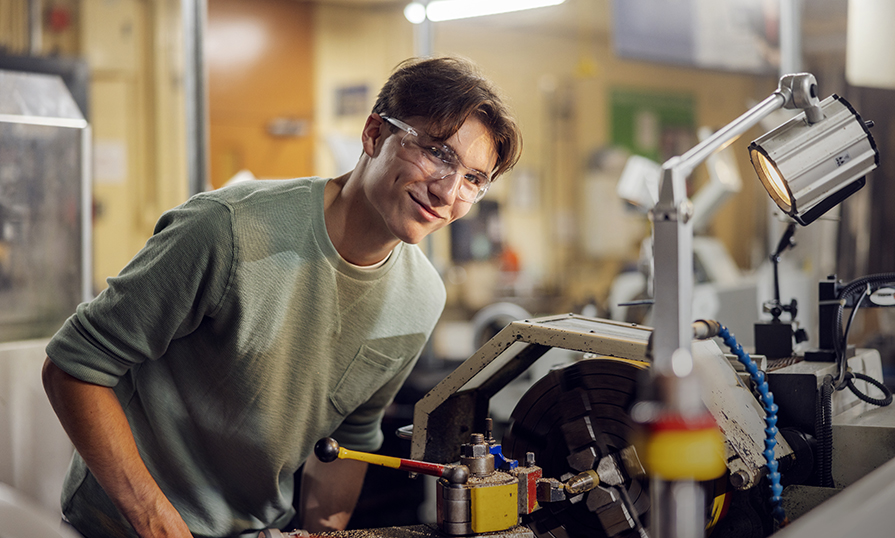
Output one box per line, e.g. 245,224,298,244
470,483,518,534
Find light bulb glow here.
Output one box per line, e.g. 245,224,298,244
426,0,566,22
751,148,792,212
404,2,427,24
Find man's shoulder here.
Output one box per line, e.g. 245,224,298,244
193,177,324,206
396,243,439,275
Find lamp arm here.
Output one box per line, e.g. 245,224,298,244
652,89,790,370
667,73,822,183
673,92,787,181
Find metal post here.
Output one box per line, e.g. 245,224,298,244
81,126,94,301
772,0,803,277
779,0,803,76
183,0,210,195
28,0,42,55
414,16,434,58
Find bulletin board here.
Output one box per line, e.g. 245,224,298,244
609,89,695,163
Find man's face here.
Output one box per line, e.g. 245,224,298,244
363,115,497,245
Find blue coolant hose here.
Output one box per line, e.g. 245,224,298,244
692,319,786,524
716,325,786,524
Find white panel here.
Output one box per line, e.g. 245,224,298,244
0,340,73,514
846,0,895,89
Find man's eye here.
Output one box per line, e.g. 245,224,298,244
426,146,446,160
464,174,485,186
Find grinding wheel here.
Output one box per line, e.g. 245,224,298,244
502,357,649,538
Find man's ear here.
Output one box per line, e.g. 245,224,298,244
361,113,386,157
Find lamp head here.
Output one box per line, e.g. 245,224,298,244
749,94,878,225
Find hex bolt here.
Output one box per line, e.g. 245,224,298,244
730,469,752,490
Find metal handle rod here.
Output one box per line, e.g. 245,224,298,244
314,438,469,483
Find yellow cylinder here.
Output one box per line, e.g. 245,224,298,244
641,426,726,481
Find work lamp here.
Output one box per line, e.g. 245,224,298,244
749,95,879,225
646,72,880,535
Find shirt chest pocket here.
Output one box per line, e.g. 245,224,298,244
329,344,406,416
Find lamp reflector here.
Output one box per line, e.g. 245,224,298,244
751,149,792,212
748,94,878,225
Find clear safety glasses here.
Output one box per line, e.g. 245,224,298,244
381,115,492,203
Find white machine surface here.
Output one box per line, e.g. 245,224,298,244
0,340,73,515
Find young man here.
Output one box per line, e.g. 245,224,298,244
42,56,522,538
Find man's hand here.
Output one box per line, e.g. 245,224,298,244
299,455,368,532
42,358,192,537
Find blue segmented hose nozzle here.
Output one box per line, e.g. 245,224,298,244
717,325,787,524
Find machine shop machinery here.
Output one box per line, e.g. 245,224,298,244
305,313,893,538
406,314,785,538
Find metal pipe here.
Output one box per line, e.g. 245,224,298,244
81,126,94,302
183,0,210,195
28,0,41,55
779,0,803,76
414,17,434,57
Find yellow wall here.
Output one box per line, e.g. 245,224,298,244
80,0,188,291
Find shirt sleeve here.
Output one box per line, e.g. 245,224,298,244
46,197,236,387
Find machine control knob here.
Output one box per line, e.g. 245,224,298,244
314,437,341,463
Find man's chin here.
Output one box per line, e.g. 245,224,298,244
393,224,440,245
398,235,424,245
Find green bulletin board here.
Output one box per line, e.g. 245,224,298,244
610,89,695,162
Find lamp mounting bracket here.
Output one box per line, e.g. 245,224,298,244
779,73,819,109
778,73,824,123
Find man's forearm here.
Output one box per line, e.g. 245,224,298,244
41,358,192,537
300,456,368,532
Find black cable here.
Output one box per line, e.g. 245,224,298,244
836,285,869,390
813,377,825,486
815,274,895,488
845,371,894,407
832,273,895,390
842,284,868,338
817,375,834,488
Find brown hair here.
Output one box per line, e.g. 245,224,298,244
373,56,522,180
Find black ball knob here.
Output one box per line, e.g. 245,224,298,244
314,437,340,463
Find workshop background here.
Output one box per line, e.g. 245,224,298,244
1,0,894,531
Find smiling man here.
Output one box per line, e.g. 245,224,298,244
41,56,522,538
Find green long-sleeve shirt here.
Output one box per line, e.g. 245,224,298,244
47,177,445,537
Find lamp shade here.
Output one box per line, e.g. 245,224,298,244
749,95,878,225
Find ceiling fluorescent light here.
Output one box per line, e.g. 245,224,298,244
426,0,566,22
404,2,427,24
